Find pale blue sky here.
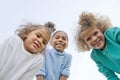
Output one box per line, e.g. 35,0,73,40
0,0,120,80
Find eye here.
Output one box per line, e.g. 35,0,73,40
55,36,60,39
42,40,48,45
93,31,98,36
62,37,67,41
36,33,41,38
86,37,91,42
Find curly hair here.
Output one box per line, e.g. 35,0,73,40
75,11,112,52
16,22,56,41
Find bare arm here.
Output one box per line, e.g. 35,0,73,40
36,75,44,80
60,76,67,80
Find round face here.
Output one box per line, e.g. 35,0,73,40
50,31,68,52
82,26,105,50
24,27,50,54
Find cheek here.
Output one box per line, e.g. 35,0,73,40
86,41,90,46
65,42,68,47
97,34,105,41
84,40,91,47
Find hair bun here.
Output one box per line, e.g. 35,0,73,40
44,22,56,34
79,12,96,27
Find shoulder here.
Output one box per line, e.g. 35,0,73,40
9,34,21,41
64,52,72,59
104,26,120,40
90,49,98,59
90,50,98,62
105,26,120,34
42,48,53,58
2,34,22,46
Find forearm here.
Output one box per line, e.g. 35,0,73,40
60,76,67,80
36,75,44,80
99,68,119,80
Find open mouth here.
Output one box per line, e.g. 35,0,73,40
33,41,40,49
92,39,101,47
56,42,64,47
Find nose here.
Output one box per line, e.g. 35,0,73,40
58,38,63,42
91,36,97,42
37,38,42,44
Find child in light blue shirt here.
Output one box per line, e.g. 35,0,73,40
36,30,72,80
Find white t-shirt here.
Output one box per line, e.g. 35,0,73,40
0,35,43,80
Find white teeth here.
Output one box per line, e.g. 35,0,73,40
97,39,100,41
33,41,39,48
93,39,100,45
57,44,62,46
56,42,63,45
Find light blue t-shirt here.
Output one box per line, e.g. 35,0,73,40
36,47,72,80
91,27,120,80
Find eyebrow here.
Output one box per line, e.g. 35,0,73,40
39,32,49,43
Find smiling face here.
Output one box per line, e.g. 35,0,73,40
50,31,68,52
24,27,50,54
82,26,105,50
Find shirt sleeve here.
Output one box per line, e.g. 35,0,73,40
0,36,15,71
91,51,119,80
21,55,44,80
36,55,46,77
61,54,72,78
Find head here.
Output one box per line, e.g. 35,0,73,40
50,30,68,52
16,22,56,54
75,11,112,52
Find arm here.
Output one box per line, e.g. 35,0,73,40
91,52,119,80
0,40,7,71
97,62,119,80
60,75,67,80
60,54,72,79
20,55,44,80
0,36,16,71
36,55,46,80
37,75,44,80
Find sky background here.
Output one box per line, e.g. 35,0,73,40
0,0,120,80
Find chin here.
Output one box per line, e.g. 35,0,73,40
56,49,63,52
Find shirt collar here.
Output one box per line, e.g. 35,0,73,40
50,47,65,56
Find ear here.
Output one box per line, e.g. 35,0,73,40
23,34,28,40
24,34,28,38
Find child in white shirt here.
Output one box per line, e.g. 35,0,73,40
0,22,56,80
